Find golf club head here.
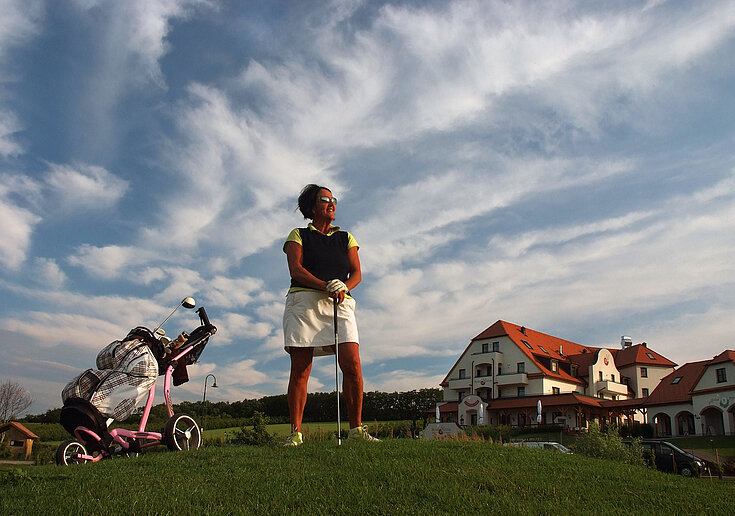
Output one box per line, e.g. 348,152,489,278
182,297,196,309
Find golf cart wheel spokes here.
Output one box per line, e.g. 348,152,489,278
164,413,202,451
56,440,88,465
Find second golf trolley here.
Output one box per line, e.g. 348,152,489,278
56,297,217,465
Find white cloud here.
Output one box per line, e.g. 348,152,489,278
0,109,22,157
211,312,273,346
67,244,145,279
45,163,129,210
0,177,42,269
364,370,447,393
0,0,43,62
0,0,44,156
32,258,68,289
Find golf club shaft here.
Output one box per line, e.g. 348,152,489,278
334,297,341,446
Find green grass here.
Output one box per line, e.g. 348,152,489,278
2,439,733,515
202,421,356,441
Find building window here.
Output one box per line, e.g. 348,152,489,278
539,345,548,354
552,387,560,395
646,352,655,360
517,387,525,397
642,388,649,397
482,342,489,353
459,369,466,379
498,364,503,375
492,341,500,352
517,362,525,373
716,368,727,383
477,368,482,378
571,365,578,377
521,339,533,350
641,367,648,378
551,360,558,373
671,376,682,384
599,371,603,381
611,374,615,383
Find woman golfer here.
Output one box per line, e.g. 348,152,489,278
282,184,379,445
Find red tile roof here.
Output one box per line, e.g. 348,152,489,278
643,360,709,406
611,343,677,368
441,320,676,389
0,421,39,439
708,350,735,366
487,393,603,410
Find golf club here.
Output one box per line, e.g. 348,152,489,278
334,297,341,446
154,297,196,333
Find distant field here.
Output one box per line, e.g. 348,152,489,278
2,439,733,515
202,421,368,441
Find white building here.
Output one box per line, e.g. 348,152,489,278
439,320,677,431
645,350,735,437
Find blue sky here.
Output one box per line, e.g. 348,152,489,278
1,0,735,415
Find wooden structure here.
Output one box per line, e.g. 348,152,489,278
0,421,39,461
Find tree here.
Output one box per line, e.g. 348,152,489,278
0,379,33,423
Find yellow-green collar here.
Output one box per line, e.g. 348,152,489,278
308,222,340,236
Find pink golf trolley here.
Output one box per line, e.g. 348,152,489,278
56,297,217,465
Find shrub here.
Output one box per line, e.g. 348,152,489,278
572,422,645,466
32,443,56,465
234,412,276,445
22,423,69,442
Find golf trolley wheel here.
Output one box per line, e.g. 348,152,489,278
56,440,88,465
164,413,202,451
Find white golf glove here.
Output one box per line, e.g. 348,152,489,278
326,279,348,294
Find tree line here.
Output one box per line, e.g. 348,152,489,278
23,388,444,426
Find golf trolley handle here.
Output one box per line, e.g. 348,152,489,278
196,306,214,330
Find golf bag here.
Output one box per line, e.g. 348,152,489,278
62,327,160,422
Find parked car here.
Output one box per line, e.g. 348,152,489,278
625,440,707,477
504,441,572,454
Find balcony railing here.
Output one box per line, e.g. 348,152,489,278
494,372,528,386
595,380,628,396
447,378,472,390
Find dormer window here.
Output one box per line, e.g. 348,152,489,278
551,360,558,373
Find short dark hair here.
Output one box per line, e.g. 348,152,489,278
297,184,331,219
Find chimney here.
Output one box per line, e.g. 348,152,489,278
621,336,632,349
520,326,526,335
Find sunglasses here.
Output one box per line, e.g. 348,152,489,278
318,196,338,205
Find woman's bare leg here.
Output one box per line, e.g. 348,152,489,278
337,342,362,428
287,347,314,432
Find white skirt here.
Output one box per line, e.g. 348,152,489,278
283,290,359,357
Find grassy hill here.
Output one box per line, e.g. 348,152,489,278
2,439,733,515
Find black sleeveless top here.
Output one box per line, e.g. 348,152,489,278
289,227,351,291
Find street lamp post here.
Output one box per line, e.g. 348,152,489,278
203,374,218,432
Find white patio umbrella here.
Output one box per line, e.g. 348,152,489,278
435,403,440,423
537,399,542,424
478,402,485,425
